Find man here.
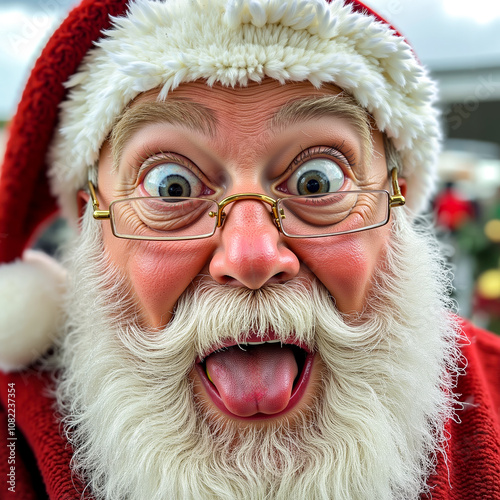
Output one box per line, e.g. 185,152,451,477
0,0,499,498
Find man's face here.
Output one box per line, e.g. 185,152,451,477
95,79,394,424
62,77,455,499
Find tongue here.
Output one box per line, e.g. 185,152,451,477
205,343,298,417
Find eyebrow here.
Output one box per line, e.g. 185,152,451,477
110,100,218,169
269,94,373,167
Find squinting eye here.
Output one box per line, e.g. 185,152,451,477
287,159,344,195
143,163,203,198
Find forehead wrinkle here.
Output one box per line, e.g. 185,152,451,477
268,94,374,171
110,100,218,170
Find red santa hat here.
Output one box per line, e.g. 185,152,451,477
0,0,441,371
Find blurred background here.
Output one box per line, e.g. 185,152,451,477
1,0,499,333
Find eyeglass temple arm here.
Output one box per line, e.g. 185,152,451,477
389,168,406,208
88,181,111,220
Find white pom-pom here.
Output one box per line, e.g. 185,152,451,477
0,250,66,372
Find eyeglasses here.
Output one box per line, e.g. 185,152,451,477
89,168,405,240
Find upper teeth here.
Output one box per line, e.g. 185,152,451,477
240,340,281,346
200,340,285,362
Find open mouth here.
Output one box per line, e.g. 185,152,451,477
195,333,315,420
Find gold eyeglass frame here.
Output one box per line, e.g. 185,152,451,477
89,168,405,239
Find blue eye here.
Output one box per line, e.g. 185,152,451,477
287,159,344,195
143,163,203,198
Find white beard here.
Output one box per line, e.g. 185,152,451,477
53,206,461,500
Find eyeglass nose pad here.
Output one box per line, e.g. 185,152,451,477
218,210,227,227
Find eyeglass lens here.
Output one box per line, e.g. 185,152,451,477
278,190,390,237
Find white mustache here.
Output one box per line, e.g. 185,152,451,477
116,277,331,372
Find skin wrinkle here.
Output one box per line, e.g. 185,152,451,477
110,100,219,171
109,87,374,185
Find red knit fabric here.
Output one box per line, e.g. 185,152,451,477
0,414,38,500
0,0,401,266
1,319,499,499
425,320,500,499
0,370,89,499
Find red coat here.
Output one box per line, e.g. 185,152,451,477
1,319,500,499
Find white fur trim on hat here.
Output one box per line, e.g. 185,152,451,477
49,0,441,220
0,250,66,372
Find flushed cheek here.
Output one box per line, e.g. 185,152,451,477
105,235,215,328
290,233,388,313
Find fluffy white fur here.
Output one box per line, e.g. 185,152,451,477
51,207,461,500
49,0,440,221
0,250,66,372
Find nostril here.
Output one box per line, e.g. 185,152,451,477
221,275,234,285
261,271,289,286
